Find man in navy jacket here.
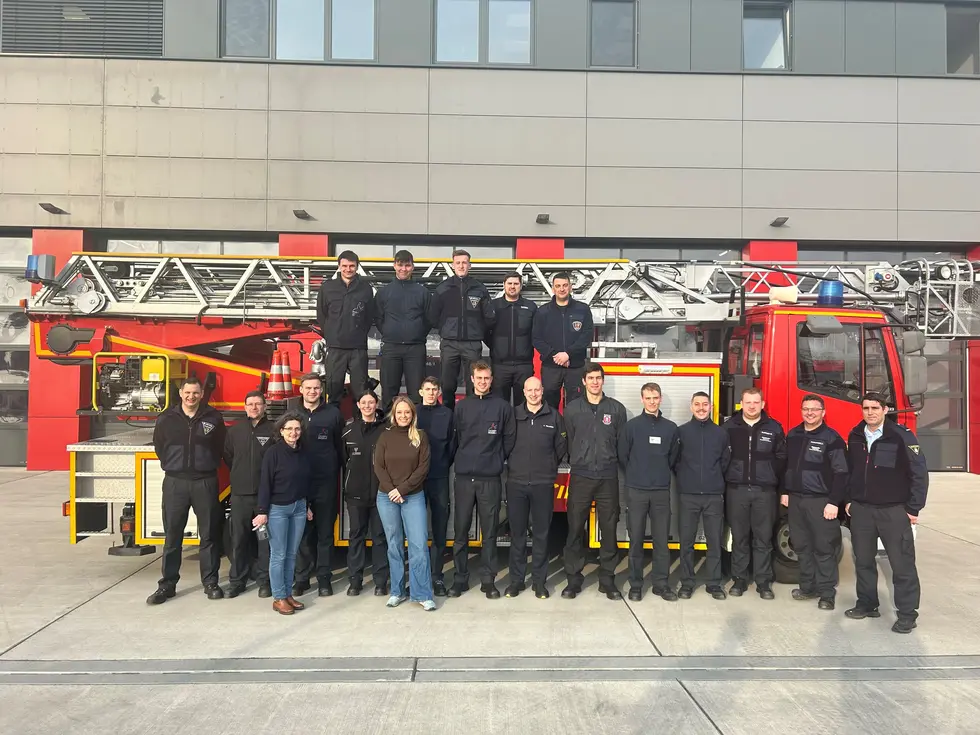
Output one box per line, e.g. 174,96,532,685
532,272,593,411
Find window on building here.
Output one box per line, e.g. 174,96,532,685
743,1,790,71
223,0,271,58
436,0,480,63
276,0,325,60
590,0,636,67
947,5,980,74
488,0,532,64
331,0,375,60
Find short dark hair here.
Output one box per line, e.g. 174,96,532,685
861,392,886,408
298,372,322,386
741,386,763,400
552,271,571,284
452,249,471,260
394,249,414,264
337,250,359,264
641,382,662,396
801,393,825,409
582,362,604,379
691,391,710,402
275,411,306,434
244,390,266,404
471,360,492,376
503,272,522,283
422,376,441,389
179,376,203,390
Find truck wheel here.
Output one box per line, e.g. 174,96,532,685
772,514,800,585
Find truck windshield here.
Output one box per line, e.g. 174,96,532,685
796,323,894,406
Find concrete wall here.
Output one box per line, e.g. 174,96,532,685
2,57,980,241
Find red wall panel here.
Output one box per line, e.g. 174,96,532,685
278,233,330,257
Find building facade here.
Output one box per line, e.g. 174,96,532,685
0,0,977,470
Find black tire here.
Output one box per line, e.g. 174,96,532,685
772,511,800,585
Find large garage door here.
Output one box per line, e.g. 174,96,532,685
918,341,967,471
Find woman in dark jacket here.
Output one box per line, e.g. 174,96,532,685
253,412,314,615
343,390,389,597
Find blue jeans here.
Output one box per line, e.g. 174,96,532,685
268,500,307,600
376,490,433,601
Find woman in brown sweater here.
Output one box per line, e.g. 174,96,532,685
374,396,434,610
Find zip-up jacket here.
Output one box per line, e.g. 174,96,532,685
532,297,594,369
223,416,277,496
619,411,681,491
453,393,516,478
846,421,928,515
507,402,567,486
417,403,457,479
564,394,628,480
316,274,375,349
722,410,787,491
428,275,495,342
674,417,731,494
374,425,431,497
257,439,314,514
298,401,345,483
784,423,849,504
489,296,537,365
342,412,386,507
153,404,226,480
375,278,431,345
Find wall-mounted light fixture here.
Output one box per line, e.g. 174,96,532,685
535,213,551,225
39,202,69,215
769,216,789,228
293,209,314,221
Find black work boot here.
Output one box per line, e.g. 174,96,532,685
146,586,175,605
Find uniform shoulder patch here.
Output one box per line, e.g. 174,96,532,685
909,445,920,455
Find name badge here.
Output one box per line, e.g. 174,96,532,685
649,436,662,444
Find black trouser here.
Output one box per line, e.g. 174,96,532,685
493,362,534,406
323,347,368,406
346,503,389,586
678,494,725,588
380,342,426,413
727,485,777,586
850,501,920,620
159,475,221,588
424,477,451,582
507,481,554,587
452,475,502,586
440,340,483,410
294,479,339,586
788,494,842,599
627,487,671,591
229,494,269,587
564,474,619,589
541,363,582,411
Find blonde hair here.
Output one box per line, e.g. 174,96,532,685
390,396,421,448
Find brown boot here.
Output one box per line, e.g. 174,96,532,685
272,599,294,615
285,596,305,610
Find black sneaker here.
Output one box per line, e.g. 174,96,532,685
652,587,678,602
204,583,224,600
844,605,881,620
146,586,175,605
533,584,549,599
706,585,727,600
677,586,694,599
432,580,448,597
892,618,917,634
504,583,525,598
791,588,819,601
226,583,246,599
818,597,835,611
729,579,748,597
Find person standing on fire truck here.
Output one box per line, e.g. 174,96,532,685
722,387,787,600
844,392,928,634
292,372,345,598
532,272,593,411
783,394,849,611
317,250,375,406
488,272,537,406
223,390,277,599
147,376,227,605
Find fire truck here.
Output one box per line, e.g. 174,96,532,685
24,252,980,580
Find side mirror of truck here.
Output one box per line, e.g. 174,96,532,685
902,329,926,354
903,354,928,398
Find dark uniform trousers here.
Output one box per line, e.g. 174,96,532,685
380,343,426,413
564,475,620,589
346,504,389,587
229,494,269,587
540,363,582,412
493,363,535,406
440,340,483,410
425,477,451,582
323,347,368,406
295,479,340,586
727,485,777,586
627,487,671,591
507,481,555,587
159,475,221,588
678,494,725,588
850,501,920,620
788,495,842,598
452,476,502,586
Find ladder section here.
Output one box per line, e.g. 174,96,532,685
25,254,980,338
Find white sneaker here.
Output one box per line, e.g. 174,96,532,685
386,594,408,608
420,599,436,612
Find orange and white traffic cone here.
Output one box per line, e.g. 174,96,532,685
266,350,285,401
279,351,294,397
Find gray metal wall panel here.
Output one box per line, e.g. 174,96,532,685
535,0,588,69
895,2,947,75
690,0,741,72
638,0,691,72
164,0,219,59
377,0,432,66
792,0,845,74
844,0,896,75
